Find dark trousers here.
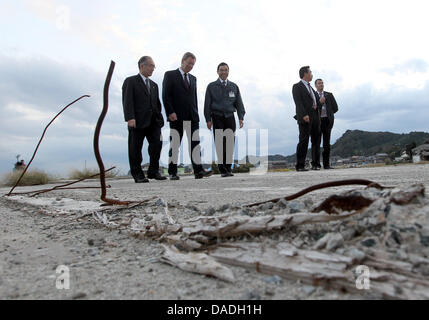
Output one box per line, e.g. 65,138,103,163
296,111,321,169
320,117,333,167
128,119,162,178
311,117,321,167
212,114,236,173
168,120,203,175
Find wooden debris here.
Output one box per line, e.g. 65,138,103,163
177,212,358,243
85,182,428,299
92,211,120,230
208,242,429,299
165,234,203,251
162,198,176,225
160,245,235,282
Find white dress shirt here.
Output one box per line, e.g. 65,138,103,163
318,91,328,117
139,73,149,82
219,78,228,86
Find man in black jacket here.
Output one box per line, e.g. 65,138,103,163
162,52,212,180
122,56,166,183
292,66,322,171
204,62,245,177
315,79,339,169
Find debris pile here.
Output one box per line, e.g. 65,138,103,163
91,184,429,299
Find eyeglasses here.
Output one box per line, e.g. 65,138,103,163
144,63,156,69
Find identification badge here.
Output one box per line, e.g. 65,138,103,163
229,91,235,98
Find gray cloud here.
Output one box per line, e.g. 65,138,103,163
334,81,429,133
0,55,129,175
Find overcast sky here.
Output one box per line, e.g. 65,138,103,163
1,0,428,176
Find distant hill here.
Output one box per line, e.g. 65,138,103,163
242,154,288,163
268,154,288,161
331,130,429,158
283,130,429,162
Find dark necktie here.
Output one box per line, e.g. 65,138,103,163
145,78,150,93
222,80,226,86
184,73,190,89
308,82,316,109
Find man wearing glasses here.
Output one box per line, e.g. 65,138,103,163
122,56,166,183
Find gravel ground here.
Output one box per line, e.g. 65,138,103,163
1,164,428,300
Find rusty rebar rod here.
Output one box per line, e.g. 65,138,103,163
6,95,90,196
8,167,116,197
31,186,111,196
10,186,110,196
93,61,131,206
245,179,384,207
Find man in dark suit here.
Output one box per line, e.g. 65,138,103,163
122,56,166,183
292,66,322,171
315,79,339,169
162,52,213,180
204,62,246,177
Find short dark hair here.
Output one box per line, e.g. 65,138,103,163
299,66,310,79
182,52,196,61
315,78,323,85
217,62,229,71
138,56,151,68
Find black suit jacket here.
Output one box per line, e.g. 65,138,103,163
317,91,338,125
162,69,199,122
292,81,321,125
122,74,164,129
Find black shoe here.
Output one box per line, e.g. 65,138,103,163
311,166,321,170
324,166,333,170
148,173,167,180
221,173,230,177
296,167,309,172
225,168,234,176
203,170,214,177
169,174,180,180
134,176,149,183
195,170,213,179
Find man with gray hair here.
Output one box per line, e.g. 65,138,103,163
162,52,213,180
122,56,166,183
